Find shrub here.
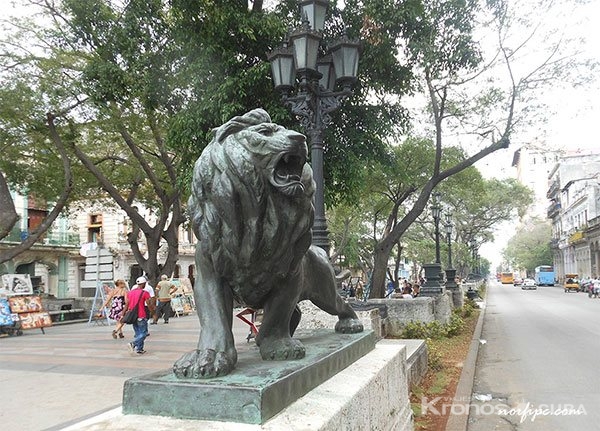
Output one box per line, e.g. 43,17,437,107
401,317,461,339
464,298,479,310
426,340,444,371
445,312,465,337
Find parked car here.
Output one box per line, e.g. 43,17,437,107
521,278,537,290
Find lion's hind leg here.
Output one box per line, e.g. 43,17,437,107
256,285,306,361
305,246,364,334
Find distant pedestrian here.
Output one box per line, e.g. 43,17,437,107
152,275,177,324
100,279,129,339
126,277,151,355
386,280,395,297
355,280,364,300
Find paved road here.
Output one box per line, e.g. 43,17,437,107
468,280,600,431
0,311,254,431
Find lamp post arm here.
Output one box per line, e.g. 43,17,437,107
281,86,352,132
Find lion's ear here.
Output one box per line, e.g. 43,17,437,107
213,109,271,143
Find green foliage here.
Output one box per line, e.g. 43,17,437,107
401,301,478,340
462,298,479,313
401,315,464,340
425,341,444,372
503,219,553,274
446,310,465,337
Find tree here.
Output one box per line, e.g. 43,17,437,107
360,0,593,297
503,219,552,275
329,156,533,284
0,0,187,283
0,0,413,278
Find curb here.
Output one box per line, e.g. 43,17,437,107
444,291,487,431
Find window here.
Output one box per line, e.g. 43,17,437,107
88,213,103,243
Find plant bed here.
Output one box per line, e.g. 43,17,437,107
399,302,481,431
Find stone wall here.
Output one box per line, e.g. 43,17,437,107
261,341,413,431
299,292,455,339
297,301,383,339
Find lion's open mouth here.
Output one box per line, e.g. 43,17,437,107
273,152,306,195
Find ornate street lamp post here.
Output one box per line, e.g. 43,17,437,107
420,192,446,296
470,238,479,274
431,193,441,265
268,0,360,255
445,212,453,269
444,212,461,306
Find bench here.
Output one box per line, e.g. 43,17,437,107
48,308,86,323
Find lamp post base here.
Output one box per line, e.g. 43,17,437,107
444,268,463,308
420,263,446,296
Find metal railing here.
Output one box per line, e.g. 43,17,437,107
1,227,80,247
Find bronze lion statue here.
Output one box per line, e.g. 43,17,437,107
173,108,363,379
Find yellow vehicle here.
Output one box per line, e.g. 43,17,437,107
564,274,580,292
500,272,514,284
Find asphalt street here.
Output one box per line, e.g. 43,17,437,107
468,280,600,430
0,310,254,431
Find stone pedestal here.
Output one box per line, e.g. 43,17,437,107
445,268,463,308
420,263,446,296
122,330,375,425
73,339,415,431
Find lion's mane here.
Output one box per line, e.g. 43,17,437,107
188,109,316,307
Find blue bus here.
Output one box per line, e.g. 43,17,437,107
534,265,554,286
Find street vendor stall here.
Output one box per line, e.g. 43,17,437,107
0,274,52,336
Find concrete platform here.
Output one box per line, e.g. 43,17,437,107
0,308,426,431
122,330,376,424
65,339,414,431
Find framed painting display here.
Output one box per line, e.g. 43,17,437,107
0,298,15,326
1,274,34,296
19,312,52,329
8,295,43,313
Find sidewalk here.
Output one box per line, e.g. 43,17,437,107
0,311,254,431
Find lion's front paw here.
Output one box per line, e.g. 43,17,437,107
173,349,235,379
335,318,364,334
259,337,306,361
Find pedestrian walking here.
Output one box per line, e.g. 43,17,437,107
152,275,177,324
126,277,151,355
100,279,129,339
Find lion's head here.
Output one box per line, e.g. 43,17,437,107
189,109,316,306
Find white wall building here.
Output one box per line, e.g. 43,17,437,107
1,193,197,298
547,151,600,280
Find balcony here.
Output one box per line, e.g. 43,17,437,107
588,216,600,230
547,202,561,218
1,227,80,247
568,231,585,244
546,180,560,199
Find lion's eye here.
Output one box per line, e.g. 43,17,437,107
257,126,275,136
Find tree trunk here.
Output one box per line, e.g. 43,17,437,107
0,171,18,240
370,243,393,298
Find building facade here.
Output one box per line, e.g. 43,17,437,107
1,192,197,298
546,151,600,281
0,191,82,297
